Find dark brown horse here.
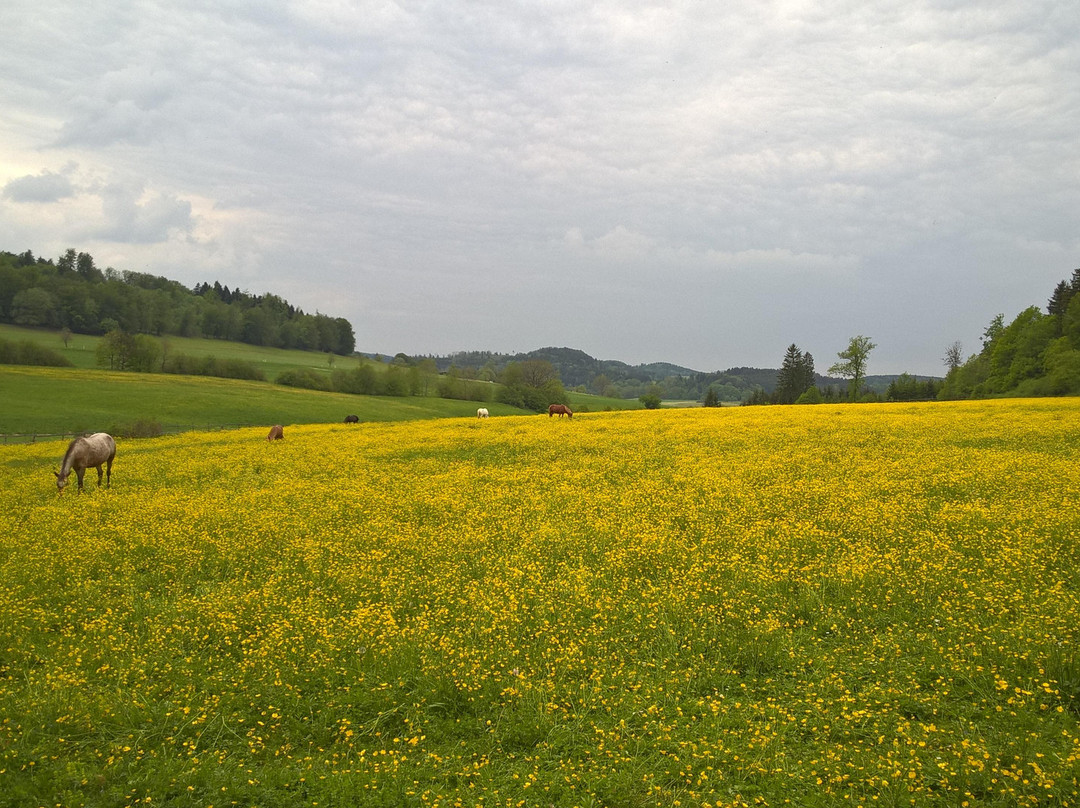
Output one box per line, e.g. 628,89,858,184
55,432,115,494
344,415,360,424
267,424,284,441
548,404,573,418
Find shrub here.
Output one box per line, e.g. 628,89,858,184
331,365,378,395
163,353,266,381
0,338,74,368
275,368,332,391
382,366,409,396
639,393,662,409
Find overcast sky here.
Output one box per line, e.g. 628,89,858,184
2,1,1077,375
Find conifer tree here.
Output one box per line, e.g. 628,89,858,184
776,344,816,404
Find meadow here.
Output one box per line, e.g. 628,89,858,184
0,328,634,437
0,366,524,437
1,400,1078,807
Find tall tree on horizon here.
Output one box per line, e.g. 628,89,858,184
943,341,964,371
829,335,876,402
775,344,816,404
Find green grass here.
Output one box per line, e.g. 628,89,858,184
0,365,637,437
0,366,531,436
0,325,642,434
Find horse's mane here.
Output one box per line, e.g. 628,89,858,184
61,436,82,467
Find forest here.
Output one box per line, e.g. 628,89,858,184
0,249,355,355
736,266,1080,405
938,268,1080,399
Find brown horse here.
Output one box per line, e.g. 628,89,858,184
55,432,116,494
267,424,284,441
344,415,359,424
548,404,573,418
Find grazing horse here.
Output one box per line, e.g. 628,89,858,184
344,414,360,424
477,408,489,419
548,403,573,418
55,432,115,494
267,424,284,441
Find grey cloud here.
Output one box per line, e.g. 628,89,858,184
97,182,193,243
3,170,75,202
0,0,1077,374
54,67,182,148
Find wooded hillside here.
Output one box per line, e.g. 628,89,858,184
0,249,355,355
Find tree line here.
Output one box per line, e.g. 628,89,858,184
425,347,805,403
378,354,570,411
743,267,1080,406
939,269,1080,398
741,337,944,405
0,249,356,355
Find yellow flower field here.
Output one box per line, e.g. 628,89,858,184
1,399,1078,807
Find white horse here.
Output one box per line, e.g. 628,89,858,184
477,408,489,419
55,432,116,494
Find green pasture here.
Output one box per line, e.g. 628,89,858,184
0,365,634,437
0,325,641,436
0,366,530,437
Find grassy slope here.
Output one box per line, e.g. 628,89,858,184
0,368,637,435
0,367,529,435
0,324,641,433
0,323,370,378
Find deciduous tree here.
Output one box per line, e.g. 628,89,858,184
943,341,963,372
828,335,875,402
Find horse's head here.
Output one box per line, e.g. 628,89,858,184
54,469,68,494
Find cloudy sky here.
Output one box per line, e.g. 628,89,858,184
2,1,1077,375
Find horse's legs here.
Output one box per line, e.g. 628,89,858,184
76,468,86,493
105,458,112,488
95,463,104,488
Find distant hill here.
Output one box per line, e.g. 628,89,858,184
421,347,932,402
428,347,698,387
